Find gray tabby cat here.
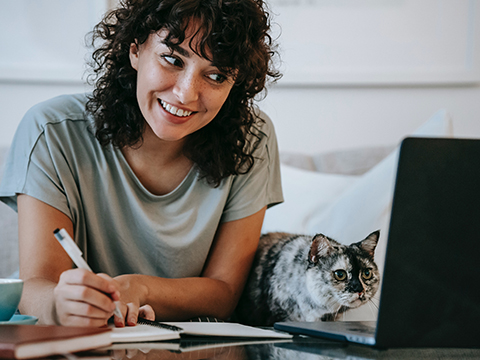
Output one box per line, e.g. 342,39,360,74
235,231,380,326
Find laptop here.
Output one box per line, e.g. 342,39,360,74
274,137,480,348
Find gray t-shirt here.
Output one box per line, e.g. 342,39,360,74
0,93,283,278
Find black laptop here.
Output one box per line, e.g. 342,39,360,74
274,137,480,348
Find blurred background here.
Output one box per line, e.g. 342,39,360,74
1,0,479,155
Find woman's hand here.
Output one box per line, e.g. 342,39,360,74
112,274,155,327
53,268,120,327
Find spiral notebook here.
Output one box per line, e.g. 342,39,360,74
110,318,292,343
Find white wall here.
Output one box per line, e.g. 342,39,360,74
259,84,480,155
1,0,479,155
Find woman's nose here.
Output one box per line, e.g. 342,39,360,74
173,72,200,104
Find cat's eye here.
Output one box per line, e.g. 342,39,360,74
333,270,347,281
362,269,373,280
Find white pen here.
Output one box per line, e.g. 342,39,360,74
53,228,123,319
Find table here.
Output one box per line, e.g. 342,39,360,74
75,335,480,360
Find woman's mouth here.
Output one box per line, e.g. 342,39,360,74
159,99,194,117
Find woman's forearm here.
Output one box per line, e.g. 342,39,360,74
116,274,239,321
19,277,58,325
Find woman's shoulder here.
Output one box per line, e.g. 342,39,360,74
24,93,90,126
11,93,94,156
250,108,279,154
16,93,92,142
254,109,275,137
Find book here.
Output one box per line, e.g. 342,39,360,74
0,325,112,359
109,318,292,343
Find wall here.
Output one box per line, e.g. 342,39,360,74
1,0,479,155
260,84,480,155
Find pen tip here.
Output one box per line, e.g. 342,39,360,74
53,228,60,234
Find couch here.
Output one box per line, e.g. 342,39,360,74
0,146,19,278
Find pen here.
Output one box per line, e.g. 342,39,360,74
53,228,123,319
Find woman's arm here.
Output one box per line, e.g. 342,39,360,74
19,192,266,325
113,206,267,324
17,194,121,326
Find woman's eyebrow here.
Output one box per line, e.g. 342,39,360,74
166,42,220,68
169,44,190,58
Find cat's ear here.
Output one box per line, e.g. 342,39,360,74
309,234,333,264
359,230,380,258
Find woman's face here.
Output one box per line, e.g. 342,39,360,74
129,25,235,144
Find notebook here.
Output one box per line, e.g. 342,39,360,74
274,137,480,348
110,318,292,343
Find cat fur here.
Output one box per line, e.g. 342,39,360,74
235,231,380,326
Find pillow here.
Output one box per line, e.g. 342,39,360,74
305,109,453,269
262,166,358,234
263,109,453,321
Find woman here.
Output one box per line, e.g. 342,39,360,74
0,0,282,327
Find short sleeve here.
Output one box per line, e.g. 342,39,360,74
220,111,283,223
0,94,87,219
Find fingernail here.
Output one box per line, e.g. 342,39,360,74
129,317,137,325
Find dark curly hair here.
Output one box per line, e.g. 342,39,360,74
86,0,280,187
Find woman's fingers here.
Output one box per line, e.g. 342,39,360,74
60,269,117,296
54,269,118,326
54,295,113,327
56,271,117,312
97,273,121,301
138,304,156,321
112,302,137,327
113,303,155,327
113,302,126,328
125,302,140,326
57,273,157,328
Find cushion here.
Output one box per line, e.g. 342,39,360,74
262,109,453,321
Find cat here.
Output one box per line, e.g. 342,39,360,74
235,231,381,326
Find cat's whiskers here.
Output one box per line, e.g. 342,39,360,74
366,299,377,318
369,296,381,307
333,303,343,320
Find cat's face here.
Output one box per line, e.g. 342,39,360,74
306,231,381,314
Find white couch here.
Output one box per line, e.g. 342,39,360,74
0,146,19,278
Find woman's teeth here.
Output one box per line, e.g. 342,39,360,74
159,100,193,117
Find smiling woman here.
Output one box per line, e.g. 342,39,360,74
127,27,235,145
0,0,282,328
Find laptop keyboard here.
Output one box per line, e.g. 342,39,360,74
345,322,376,335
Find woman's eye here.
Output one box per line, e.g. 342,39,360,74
162,55,182,67
206,73,228,83
362,269,373,280
333,270,347,281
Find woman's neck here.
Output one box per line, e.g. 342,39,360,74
121,126,193,195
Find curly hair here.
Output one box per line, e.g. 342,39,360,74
86,0,280,186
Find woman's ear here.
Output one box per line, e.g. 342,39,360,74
129,42,139,70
